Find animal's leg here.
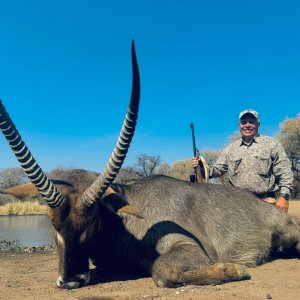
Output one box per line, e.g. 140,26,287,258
276,218,300,258
179,263,251,286
287,230,300,258
292,233,300,257
151,243,250,287
296,241,300,256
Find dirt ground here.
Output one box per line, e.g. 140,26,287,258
1,201,300,300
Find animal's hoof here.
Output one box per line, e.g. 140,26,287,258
236,265,251,281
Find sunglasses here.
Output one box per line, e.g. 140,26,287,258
240,119,256,125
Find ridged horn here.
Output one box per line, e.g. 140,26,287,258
80,40,140,207
0,101,65,208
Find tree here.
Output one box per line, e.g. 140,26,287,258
157,162,172,176
115,167,141,184
171,159,193,181
201,150,221,165
135,154,161,177
228,130,242,143
169,151,221,182
277,113,300,180
0,167,28,189
47,167,98,191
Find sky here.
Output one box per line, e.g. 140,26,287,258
0,0,299,172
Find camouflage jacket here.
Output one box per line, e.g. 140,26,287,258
209,135,294,197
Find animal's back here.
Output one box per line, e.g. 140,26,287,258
120,175,300,266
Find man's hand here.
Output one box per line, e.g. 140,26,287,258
275,196,289,212
192,157,199,168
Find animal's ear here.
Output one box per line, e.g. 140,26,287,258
1,182,39,199
116,204,144,219
102,187,144,219
0,180,73,199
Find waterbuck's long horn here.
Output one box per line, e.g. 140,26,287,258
80,40,140,207
0,102,65,208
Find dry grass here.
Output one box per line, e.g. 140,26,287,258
0,201,47,216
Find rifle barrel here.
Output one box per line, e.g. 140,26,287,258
190,123,197,157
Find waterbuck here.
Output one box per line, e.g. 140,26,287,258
1,42,300,290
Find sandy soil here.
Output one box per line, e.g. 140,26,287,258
1,201,300,300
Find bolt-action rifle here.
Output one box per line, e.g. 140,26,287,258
190,123,210,184
190,123,203,184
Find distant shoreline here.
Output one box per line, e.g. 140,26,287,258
0,240,55,252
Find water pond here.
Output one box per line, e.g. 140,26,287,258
0,215,55,247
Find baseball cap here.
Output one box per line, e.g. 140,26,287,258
239,109,259,121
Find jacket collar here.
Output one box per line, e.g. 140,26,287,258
239,133,260,146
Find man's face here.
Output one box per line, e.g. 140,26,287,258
239,114,260,140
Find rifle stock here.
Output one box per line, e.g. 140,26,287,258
195,164,203,184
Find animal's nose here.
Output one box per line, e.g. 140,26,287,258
56,276,64,288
